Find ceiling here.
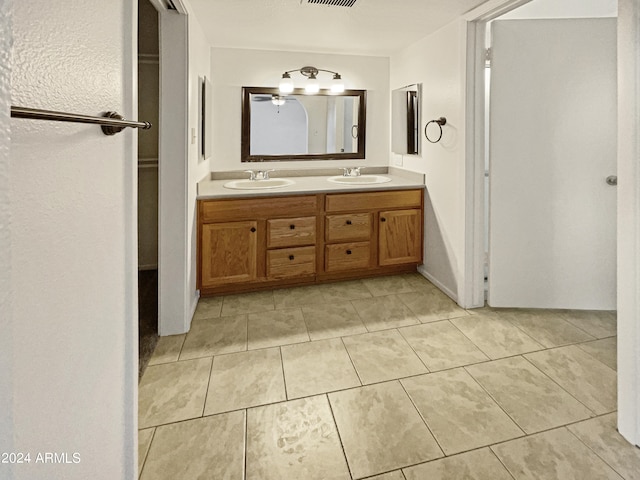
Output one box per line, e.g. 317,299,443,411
187,0,489,56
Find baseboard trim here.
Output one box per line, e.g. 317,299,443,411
417,265,459,304
188,290,200,331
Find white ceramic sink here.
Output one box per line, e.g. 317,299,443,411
327,175,392,185
223,178,295,190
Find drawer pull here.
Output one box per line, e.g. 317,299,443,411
346,220,352,225
380,217,386,222
250,227,256,232
289,224,295,230
289,255,295,260
346,249,352,255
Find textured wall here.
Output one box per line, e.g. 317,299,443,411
0,0,14,468
9,0,137,478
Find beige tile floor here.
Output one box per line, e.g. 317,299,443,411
138,273,639,480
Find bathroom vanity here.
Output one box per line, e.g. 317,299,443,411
196,170,425,296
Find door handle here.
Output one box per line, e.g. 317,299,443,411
606,175,617,186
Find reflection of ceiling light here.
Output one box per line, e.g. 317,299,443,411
278,66,344,94
271,95,286,106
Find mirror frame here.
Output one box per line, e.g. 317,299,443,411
241,86,367,162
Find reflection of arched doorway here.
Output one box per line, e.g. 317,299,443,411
250,98,308,155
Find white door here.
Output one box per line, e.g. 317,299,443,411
488,18,617,309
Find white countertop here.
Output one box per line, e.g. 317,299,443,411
197,167,425,199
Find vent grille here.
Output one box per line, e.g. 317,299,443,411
305,0,358,7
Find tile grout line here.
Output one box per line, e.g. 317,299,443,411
462,363,527,438
447,317,494,361
487,445,518,480
243,408,248,480
500,312,596,349
561,313,616,340
397,379,446,458
570,341,618,372
176,332,188,362
396,327,431,374
137,426,156,480
324,393,355,480
199,356,215,418
564,423,629,480
519,352,605,416
278,346,289,400
340,336,365,387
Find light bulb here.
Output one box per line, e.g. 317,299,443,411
305,75,320,94
279,73,294,93
331,73,344,93
271,95,286,106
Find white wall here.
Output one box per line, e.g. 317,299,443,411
0,0,13,464
186,10,212,325
390,20,468,301
210,47,389,171
8,0,137,478
499,0,617,19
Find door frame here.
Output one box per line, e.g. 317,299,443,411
463,0,639,446
148,0,193,335
615,0,640,447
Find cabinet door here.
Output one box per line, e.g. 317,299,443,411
378,209,422,266
201,221,258,287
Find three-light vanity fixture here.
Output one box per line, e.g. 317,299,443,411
278,66,345,94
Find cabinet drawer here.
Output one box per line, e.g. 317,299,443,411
267,246,316,279
325,242,371,272
267,216,316,248
325,213,371,243
200,195,317,223
326,189,422,213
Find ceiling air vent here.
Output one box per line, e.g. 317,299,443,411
303,0,358,7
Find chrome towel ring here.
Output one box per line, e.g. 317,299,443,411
425,117,447,143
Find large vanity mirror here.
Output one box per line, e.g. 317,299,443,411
241,87,366,162
391,84,420,155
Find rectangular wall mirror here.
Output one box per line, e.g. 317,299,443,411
391,83,420,155
241,87,366,162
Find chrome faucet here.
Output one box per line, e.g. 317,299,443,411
342,167,361,177
245,169,275,181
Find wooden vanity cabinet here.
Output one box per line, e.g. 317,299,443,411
379,209,422,266
323,189,423,275
200,221,258,286
197,188,423,295
198,195,319,294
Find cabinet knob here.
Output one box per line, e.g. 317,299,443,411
346,249,352,255
346,220,352,225
380,217,386,222
289,255,295,260
290,224,295,230
250,227,256,232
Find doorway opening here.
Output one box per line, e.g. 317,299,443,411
138,0,160,377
